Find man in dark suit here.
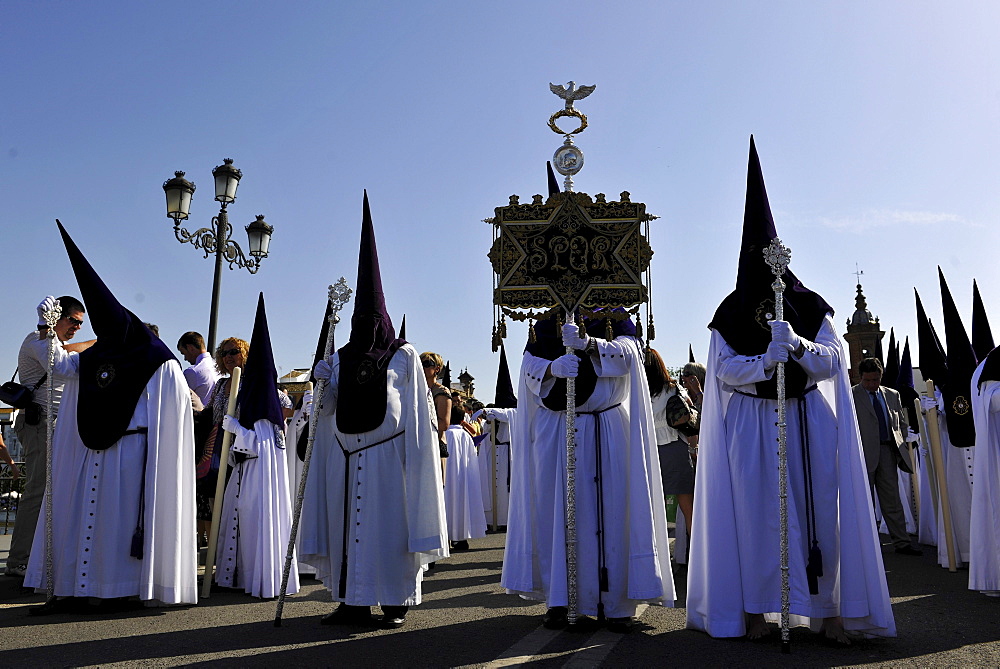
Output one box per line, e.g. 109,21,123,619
852,357,922,555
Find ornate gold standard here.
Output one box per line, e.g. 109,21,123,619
487,83,656,626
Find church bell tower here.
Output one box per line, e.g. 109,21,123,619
843,282,884,385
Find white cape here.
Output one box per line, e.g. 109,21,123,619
686,318,894,638
299,344,448,607
501,336,674,618
479,408,515,527
969,362,1000,593
215,418,299,598
26,361,197,605
444,425,487,542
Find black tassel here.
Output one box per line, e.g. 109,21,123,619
806,540,823,595
130,526,144,560
528,319,536,344
605,318,613,341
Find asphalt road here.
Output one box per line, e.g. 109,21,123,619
1,531,998,668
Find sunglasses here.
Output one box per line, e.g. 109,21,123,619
220,348,241,357
63,316,84,327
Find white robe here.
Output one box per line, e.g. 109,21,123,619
915,419,939,546
299,344,448,607
686,317,894,638
26,361,197,605
215,418,299,598
444,425,487,542
501,336,675,619
479,408,514,527
968,365,1000,593
935,432,974,568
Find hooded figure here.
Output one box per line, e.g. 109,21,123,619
476,343,518,528
922,269,976,568
501,305,674,633
299,191,448,629
970,344,1000,594
686,138,893,643
215,293,299,598
26,222,197,612
972,280,994,363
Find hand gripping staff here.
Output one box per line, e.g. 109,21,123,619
763,238,793,654
42,298,62,602
923,380,957,572
275,279,352,626
202,365,241,599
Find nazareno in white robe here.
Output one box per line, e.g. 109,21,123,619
686,316,894,638
968,363,1000,594
25,360,198,605
932,417,974,568
479,407,515,527
299,343,448,607
444,425,487,542
501,336,675,619
215,417,299,598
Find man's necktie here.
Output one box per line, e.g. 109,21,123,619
871,391,889,441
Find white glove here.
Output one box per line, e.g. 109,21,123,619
561,323,589,350
550,354,579,378
769,319,802,351
221,414,243,435
472,408,488,421
302,389,313,412
919,395,939,412
905,427,919,443
314,359,333,382
763,341,793,371
37,295,58,327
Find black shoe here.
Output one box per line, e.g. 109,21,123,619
543,606,568,630
320,604,375,626
28,598,82,616
380,605,408,629
452,540,470,552
895,546,923,556
607,616,634,633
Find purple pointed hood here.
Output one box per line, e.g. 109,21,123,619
972,279,994,361
336,191,406,434
493,342,517,409
708,137,832,399
57,220,175,451
236,293,284,433
938,268,976,446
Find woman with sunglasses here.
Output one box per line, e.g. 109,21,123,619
194,338,249,547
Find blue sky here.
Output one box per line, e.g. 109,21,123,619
3,2,999,395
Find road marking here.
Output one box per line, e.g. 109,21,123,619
480,604,649,668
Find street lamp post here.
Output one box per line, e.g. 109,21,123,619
162,158,274,352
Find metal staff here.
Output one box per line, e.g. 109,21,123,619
202,365,242,598
43,299,62,602
923,380,957,572
763,238,792,654
489,418,499,532
275,278,352,626
564,308,579,625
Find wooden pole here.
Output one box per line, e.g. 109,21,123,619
202,366,242,598
923,380,957,572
